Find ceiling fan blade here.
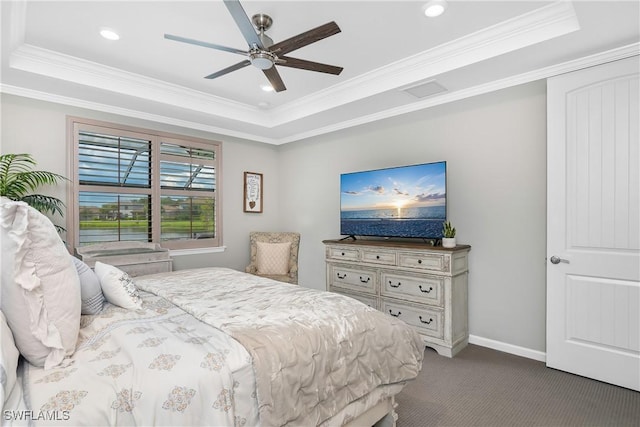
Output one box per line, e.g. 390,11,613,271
262,67,286,92
164,34,248,56
204,60,251,79
223,0,263,49
277,56,343,75
269,22,341,56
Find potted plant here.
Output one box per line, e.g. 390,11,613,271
0,153,67,231
442,220,456,248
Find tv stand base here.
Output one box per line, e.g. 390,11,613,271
339,235,357,241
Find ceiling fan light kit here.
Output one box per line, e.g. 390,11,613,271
249,50,275,70
164,0,343,92
423,0,448,18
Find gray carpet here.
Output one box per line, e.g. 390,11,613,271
395,344,640,427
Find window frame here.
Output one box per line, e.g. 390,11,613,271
67,117,222,251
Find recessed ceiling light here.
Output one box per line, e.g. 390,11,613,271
422,0,447,18
260,84,274,92
100,28,120,41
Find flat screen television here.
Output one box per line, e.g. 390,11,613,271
340,161,446,239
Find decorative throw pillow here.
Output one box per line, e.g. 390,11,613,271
94,262,142,310
71,256,105,315
256,241,291,275
0,198,81,369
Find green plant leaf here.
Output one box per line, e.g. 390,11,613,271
0,153,67,231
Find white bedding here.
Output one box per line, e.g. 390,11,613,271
7,267,424,426
136,267,425,426
17,292,259,426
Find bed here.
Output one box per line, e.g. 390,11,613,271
0,198,424,427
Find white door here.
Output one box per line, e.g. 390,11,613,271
547,56,640,391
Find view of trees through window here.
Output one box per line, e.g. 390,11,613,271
71,120,220,249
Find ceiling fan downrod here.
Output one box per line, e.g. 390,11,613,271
252,13,274,48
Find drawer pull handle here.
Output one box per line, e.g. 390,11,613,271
376,255,380,259
359,276,370,283
341,252,345,256
389,281,401,288
419,316,433,324
419,285,433,293
389,310,402,317
337,273,347,279
417,259,423,264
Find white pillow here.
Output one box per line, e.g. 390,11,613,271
256,241,291,275
1,311,21,412
94,262,142,310
0,198,81,369
71,256,105,315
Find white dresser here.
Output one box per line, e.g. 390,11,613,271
323,239,471,357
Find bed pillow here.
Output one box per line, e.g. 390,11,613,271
256,241,291,275
0,198,81,369
0,311,21,411
71,256,105,315
94,262,142,310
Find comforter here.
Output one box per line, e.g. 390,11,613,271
14,267,424,426
135,267,425,426
19,291,259,426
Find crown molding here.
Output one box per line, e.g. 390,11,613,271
6,1,578,130
268,0,579,126
4,44,636,146
277,44,640,144
4,44,637,146
0,83,279,145
7,0,26,51
9,43,270,125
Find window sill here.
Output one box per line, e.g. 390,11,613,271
169,246,227,257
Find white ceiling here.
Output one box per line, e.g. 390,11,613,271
1,0,639,144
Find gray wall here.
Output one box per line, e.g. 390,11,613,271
277,81,548,352
1,80,548,353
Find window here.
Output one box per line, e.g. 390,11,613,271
67,118,221,250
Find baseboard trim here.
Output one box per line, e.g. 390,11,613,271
469,335,546,362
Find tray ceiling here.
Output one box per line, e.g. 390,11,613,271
1,1,639,144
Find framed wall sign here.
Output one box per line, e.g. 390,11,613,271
243,171,263,213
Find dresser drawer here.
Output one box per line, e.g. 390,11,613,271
362,249,396,265
327,247,360,262
381,272,443,306
381,299,444,339
332,289,378,310
328,264,376,293
398,251,447,272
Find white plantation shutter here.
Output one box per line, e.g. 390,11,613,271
159,141,216,241
69,119,221,250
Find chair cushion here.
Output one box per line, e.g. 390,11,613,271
0,198,81,369
256,242,291,275
94,262,142,310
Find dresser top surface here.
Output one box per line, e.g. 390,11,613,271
322,239,471,252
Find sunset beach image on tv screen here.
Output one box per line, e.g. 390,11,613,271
340,161,446,239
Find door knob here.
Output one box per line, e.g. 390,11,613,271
550,256,569,264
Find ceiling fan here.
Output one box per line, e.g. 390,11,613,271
164,0,343,92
